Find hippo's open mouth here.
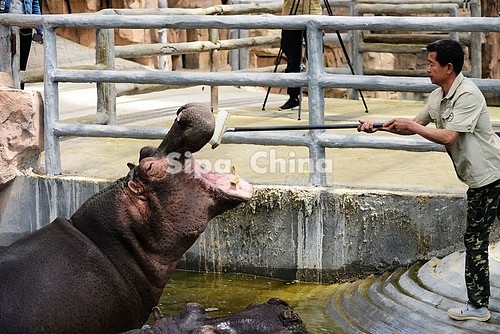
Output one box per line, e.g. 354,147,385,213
192,159,253,202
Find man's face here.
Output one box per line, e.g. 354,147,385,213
426,51,451,86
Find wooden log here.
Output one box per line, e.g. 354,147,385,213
363,69,429,77
356,0,465,4
20,64,107,83
356,4,459,15
362,33,472,45
362,69,473,77
359,43,427,53
99,3,282,16
114,35,281,58
116,83,192,97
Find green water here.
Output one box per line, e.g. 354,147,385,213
153,270,342,333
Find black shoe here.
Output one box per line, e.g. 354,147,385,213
279,97,299,110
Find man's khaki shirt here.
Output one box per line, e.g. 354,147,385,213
282,0,322,15
417,73,500,188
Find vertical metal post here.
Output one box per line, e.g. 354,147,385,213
43,26,62,175
0,25,11,73
306,23,326,187
469,0,481,78
448,6,459,41
239,28,249,70
11,27,20,89
348,0,360,100
157,0,171,71
209,28,219,111
96,28,116,125
230,28,240,71
230,0,240,71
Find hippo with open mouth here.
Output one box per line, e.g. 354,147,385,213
0,103,253,334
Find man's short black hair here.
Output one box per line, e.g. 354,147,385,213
426,39,465,75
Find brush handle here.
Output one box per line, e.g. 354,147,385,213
226,123,384,132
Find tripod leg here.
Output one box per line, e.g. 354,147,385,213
262,48,284,111
298,87,302,121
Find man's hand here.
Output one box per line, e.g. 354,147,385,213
385,118,418,135
358,118,419,135
357,120,385,133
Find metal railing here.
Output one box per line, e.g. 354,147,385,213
1,13,499,186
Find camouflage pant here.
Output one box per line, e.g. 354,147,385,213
464,178,500,307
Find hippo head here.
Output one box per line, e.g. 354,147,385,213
124,298,308,334
126,152,252,224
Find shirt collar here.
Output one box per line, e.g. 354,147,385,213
444,72,464,100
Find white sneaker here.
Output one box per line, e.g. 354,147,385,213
447,303,491,322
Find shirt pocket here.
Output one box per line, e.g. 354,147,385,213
427,106,440,121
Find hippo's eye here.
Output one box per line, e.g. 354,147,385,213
147,163,153,171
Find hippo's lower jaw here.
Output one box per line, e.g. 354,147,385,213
191,158,253,207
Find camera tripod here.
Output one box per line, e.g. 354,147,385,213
261,0,369,115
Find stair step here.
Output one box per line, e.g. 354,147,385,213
380,267,479,333
339,278,397,333
437,251,500,297
326,282,367,333
409,257,500,325
351,274,419,333
419,255,500,310
359,269,447,333
399,263,457,311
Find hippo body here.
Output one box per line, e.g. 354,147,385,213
0,104,253,334
0,216,147,333
124,298,308,334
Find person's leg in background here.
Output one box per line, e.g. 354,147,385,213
19,28,33,90
279,29,303,110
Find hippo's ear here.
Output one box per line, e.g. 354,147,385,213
128,180,146,200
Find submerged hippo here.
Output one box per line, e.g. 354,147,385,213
124,298,308,334
0,103,253,334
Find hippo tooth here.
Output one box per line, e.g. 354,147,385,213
230,174,240,189
230,165,236,175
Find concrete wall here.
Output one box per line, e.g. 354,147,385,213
1,173,497,283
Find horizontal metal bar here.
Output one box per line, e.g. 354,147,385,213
50,69,500,93
222,131,313,147
53,123,168,139
51,69,308,87
1,15,498,32
225,123,384,132
317,133,446,152
319,75,500,93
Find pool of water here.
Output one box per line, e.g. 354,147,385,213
152,270,343,333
